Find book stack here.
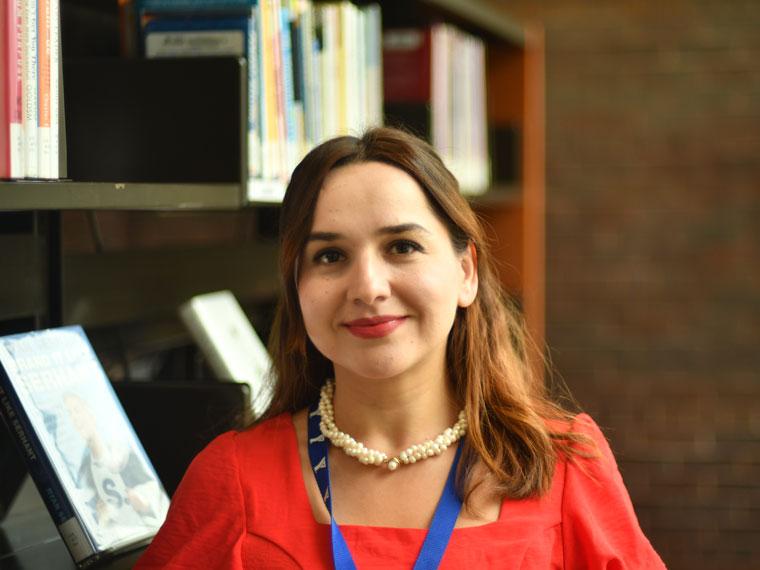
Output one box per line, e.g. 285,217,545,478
134,0,383,202
383,25,490,196
1,0,63,180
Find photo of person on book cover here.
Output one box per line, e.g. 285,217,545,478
60,392,165,532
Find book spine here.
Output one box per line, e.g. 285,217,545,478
37,0,51,178
318,4,336,139
363,4,382,130
48,0,59,178
1,0,9,177
335,3,347,134
137,0,255,12
247,8,261,178
279,5,296,173
270,0,286,180
297,0,315,149
0,373,97,563
259,0,275,180
1,0,26,178
22,0,38,178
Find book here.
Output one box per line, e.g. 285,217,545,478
179,290,272,418
22,0,38,178
384,25,489,195
37,0,52,178
0,326,170,568
48,0,60,178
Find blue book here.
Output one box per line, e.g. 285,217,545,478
0,326,170,568
137,0,256,15
280,5,297,172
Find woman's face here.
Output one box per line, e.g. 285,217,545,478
297,161,477,382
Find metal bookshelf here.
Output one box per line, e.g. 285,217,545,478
0,181,248,211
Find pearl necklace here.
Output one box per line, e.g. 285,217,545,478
318,380,467,471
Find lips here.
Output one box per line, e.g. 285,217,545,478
343,315,407,339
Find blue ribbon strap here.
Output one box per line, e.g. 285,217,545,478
307,402,463,570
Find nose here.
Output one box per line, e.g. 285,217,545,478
346,251,391,305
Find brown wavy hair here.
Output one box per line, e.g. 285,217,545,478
259,127,593,504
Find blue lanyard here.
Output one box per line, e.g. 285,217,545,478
307,402,463,570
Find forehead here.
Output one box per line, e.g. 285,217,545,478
313,161,439,229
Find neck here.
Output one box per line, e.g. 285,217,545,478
330,368,459,453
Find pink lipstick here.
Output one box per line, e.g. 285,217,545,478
344,316,407,339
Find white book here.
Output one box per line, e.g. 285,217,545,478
22,0,38,178
179,290,272,418
362,4,382,130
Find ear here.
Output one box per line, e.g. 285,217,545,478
457,241,478,308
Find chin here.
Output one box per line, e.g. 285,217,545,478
335,355,412,382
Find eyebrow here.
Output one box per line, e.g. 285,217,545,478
305,223,431,243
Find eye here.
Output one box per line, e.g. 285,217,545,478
313,248,345,265
389,240,423,255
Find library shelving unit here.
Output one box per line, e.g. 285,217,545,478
0,1,543,567
383,0,546,373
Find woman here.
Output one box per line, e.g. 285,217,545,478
136,128,665,569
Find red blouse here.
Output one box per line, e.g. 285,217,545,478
135,413,665,569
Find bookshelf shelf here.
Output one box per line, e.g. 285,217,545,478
0,181,247,211
422,0,525,44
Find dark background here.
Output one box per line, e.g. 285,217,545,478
491,1,760,569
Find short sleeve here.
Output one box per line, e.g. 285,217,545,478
561,414,666,569
134,431,245,570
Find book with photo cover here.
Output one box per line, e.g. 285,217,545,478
0,326,170,568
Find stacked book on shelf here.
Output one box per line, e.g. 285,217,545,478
383,25,490,196
1,0,63,180
132,0,383,202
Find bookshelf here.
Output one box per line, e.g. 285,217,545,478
0,0,544,566
0,181,245,210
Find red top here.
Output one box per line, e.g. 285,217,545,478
135,413,665,569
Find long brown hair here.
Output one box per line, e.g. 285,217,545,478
260,127,592,503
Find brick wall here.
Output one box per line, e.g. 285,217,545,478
496,2,760,568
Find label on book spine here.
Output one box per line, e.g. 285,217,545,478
59,516,97,562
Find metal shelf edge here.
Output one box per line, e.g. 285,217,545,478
0,181,246,211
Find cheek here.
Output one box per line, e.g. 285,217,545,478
403,264,462,320
298,280,334,331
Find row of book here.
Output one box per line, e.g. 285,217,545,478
0,0,62,180
0,290,271,567
132,0,383,201
384,24,491,195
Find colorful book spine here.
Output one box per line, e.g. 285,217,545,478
22,0,38,178
37,0,51,178
259,0,276,180
48,0,59,178
280,4,297,173
246,9,261,178
9,0,25,178
1,0,10,177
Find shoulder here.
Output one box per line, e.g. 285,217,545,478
178,413,294,493
557,414,666,568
